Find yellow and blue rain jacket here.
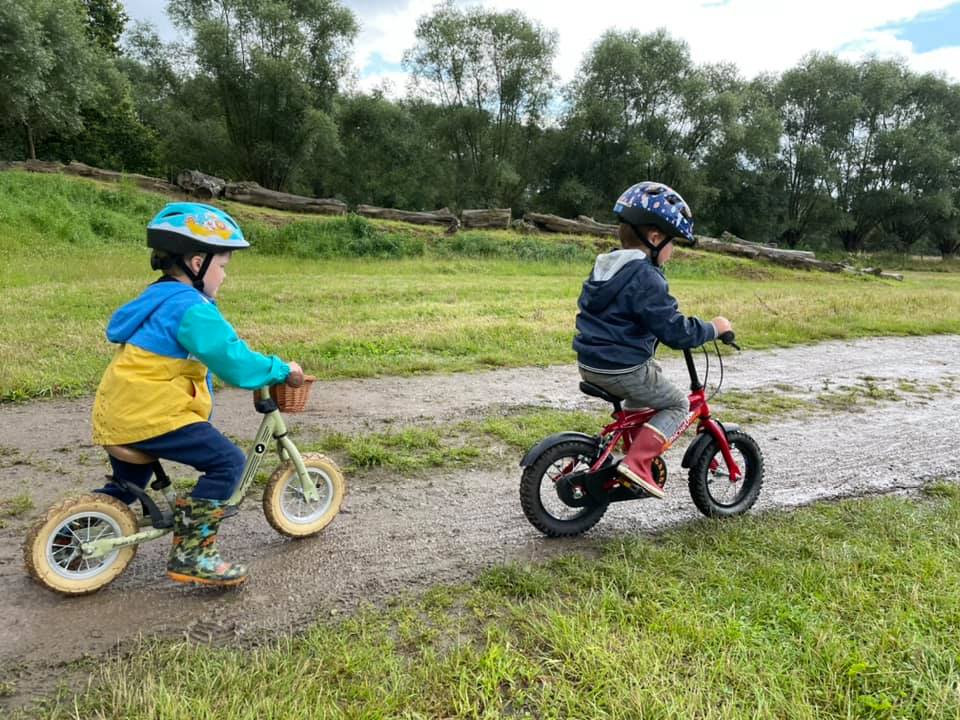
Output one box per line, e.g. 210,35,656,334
92,278,290,445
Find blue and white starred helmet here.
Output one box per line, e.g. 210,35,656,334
613,181,695,243
147,202,249,255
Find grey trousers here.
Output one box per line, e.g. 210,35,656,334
579,360,689,438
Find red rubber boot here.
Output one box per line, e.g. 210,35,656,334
618,424,667,498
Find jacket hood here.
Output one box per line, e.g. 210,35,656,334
579,250,649,313
106,279,197,343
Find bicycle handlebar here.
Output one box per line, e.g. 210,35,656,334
718,330,740,351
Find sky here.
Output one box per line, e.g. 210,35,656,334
122,0,960,96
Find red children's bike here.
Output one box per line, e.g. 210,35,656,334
519,332,764,537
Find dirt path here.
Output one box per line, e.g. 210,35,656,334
1,335,958,710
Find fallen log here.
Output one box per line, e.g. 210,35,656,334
698,235,903,280
1,159,182,194
177,169,226,199
64,161,180,194
224,181,347,215
719,231,815,258
20,159,64,173
524,212,705,247
356,205,459,230
524,212,617,238
461,208,511,230
698,235,844,269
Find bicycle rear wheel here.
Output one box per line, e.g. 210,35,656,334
24,494,139,595
520,440,608,537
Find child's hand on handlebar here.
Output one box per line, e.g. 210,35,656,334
712,316,732,335
285,361,305,388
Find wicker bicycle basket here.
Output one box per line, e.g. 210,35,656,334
265,375,316,413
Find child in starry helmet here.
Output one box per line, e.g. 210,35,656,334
573,182,732,498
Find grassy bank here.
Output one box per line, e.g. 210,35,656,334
2,170,960,401
18,486,960,720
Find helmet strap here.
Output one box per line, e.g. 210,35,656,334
631,224,672,267
175,254,214,292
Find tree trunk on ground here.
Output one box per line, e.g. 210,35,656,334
21,160,63,173
523,212,618,238
718,231,815,258
461,208,511,230
356,205,459,230
697,235,902,280
176,170,226,199
64,162,181,194
224,181,347,215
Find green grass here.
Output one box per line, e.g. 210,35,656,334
2,170,960,401
309,427,481,472
474,408,609,450
20,489,960,719
1,493,34,517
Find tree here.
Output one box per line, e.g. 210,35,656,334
0,0,100,160
81,0,127,55
552,29,744,222
166,0,357,190
822,59,914,252
698,74,782,240
326,93,451,209
774,54,861,247
42,59,161,174
404,2,557,207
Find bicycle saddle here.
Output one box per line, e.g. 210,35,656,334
579,381,621,404
103,445,156,465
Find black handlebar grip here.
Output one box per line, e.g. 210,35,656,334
718,330,740,350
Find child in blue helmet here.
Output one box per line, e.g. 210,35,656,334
91,202,304,586
573,182,731,498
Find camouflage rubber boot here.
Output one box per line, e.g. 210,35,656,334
166,497,248,586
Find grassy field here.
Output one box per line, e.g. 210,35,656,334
17,486,960,720
5,170,960,719
2,170,960,401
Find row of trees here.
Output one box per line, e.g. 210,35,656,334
1,0,958,256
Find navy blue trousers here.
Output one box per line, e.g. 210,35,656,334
96,422,246,503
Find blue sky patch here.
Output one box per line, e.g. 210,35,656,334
361,52,405,77
879,2,960,53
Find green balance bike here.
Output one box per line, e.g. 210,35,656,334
24,382,346,596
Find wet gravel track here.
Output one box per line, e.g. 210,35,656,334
1,335,958,709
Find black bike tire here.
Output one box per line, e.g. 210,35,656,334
688,429,764,518
520,440,608,537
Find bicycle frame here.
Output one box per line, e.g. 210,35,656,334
590,347,742,483
81,387,318,560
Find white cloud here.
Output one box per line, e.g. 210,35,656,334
352,70,412,98
346,0,960,89
122,0,960,90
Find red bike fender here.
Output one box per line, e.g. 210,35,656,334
680,422,739,468
519,432,599,467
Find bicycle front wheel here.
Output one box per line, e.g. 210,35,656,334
262,453,346,538
688,430,764,518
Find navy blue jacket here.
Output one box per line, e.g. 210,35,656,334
573,250,716,372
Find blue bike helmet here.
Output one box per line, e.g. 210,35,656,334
613,181,694,265
147,202,249,290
